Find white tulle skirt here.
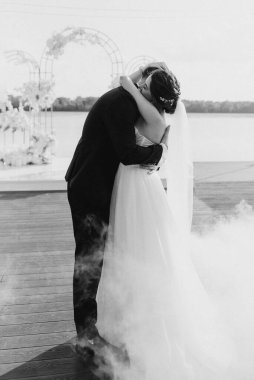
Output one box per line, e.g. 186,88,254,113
96,163,237,380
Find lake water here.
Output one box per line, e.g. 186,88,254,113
51,112,254,162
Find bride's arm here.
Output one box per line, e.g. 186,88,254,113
128,68,143,84
120,75,165,127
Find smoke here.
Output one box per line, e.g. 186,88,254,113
190,200,254,377
71,201,254,379
73,213,107,307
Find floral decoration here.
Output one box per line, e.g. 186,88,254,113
0,131,56,167
0,92,56,167
0,101,31,133
46,27,101,59
17,80,55,111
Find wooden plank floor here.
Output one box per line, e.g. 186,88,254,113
0,183,254,379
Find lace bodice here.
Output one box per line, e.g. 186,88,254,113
135,127,154,147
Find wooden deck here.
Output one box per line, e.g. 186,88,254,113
0,182,254,379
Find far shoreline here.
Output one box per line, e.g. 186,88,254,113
8,95,254,114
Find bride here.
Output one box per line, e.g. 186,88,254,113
96,65,236,379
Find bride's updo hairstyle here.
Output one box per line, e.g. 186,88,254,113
150,69,181,114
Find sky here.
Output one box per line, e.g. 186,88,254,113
0,0,253,101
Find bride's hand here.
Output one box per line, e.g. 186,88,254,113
120,75,136,94
143,61,170,74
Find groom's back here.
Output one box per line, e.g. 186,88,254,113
65,86,139,217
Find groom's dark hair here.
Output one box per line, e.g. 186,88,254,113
150,69,181,114
142,66,160,78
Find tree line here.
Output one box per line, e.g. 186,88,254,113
183,100,254,113
8,95,254,113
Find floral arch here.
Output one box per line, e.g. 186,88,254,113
40,27,124,90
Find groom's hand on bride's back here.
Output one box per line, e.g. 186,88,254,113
140,163,160,174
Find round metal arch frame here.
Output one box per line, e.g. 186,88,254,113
125,55,156,75
40,27,124,82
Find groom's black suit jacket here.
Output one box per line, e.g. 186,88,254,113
65,86,163,223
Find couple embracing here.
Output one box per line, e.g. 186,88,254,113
66,62,234,378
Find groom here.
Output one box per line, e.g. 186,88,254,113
65,62,168,359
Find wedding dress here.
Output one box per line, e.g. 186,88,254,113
96,127,236,380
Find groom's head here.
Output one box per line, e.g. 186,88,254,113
139,69,181,114
137,65,158,93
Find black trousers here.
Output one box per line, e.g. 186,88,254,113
67,185,108,339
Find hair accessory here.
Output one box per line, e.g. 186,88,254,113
159,96,174,105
